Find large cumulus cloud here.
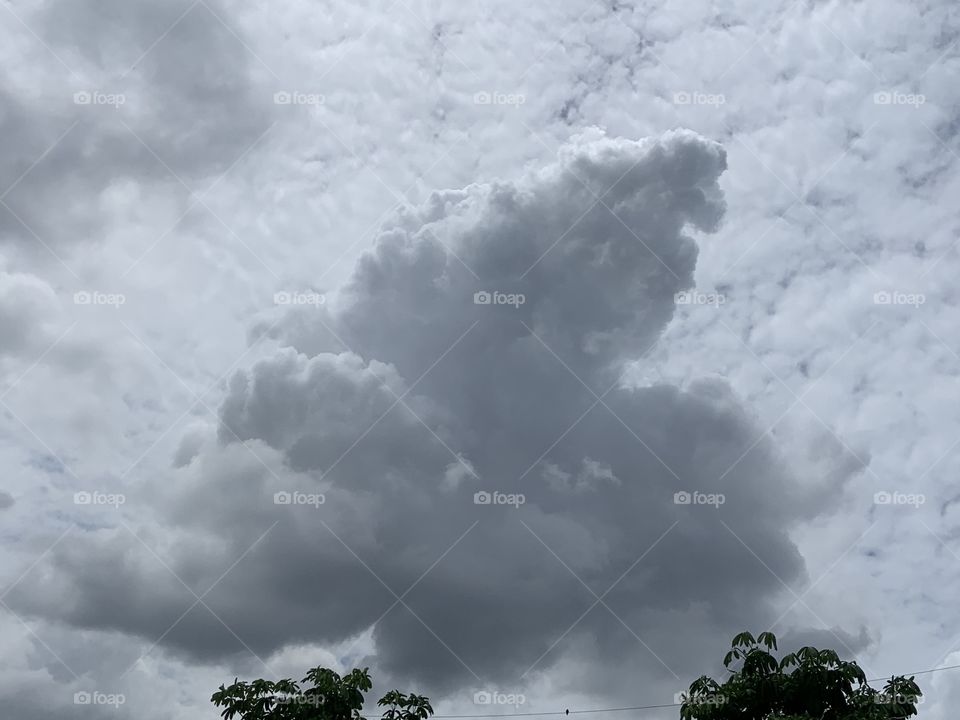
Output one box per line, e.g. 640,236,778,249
10,130,862,697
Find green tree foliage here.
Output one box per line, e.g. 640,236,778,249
679,631,922,720
211,666,433,720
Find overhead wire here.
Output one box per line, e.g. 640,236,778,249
430,661,960,718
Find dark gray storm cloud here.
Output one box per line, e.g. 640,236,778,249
10,130,863,696
0,0,271,253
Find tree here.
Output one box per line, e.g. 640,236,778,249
679,631,922,720
211,666,434,720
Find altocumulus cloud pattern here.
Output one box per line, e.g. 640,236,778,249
2,0,959,718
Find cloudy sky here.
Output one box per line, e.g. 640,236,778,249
1,0,958,717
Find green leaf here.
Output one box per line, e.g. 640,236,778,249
757,631,778,651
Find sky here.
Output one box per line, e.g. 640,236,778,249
1,0,959,718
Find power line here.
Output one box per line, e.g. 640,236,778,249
431,662,960,718
872,661,960,680
434,705,677,719
433,705,680,718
